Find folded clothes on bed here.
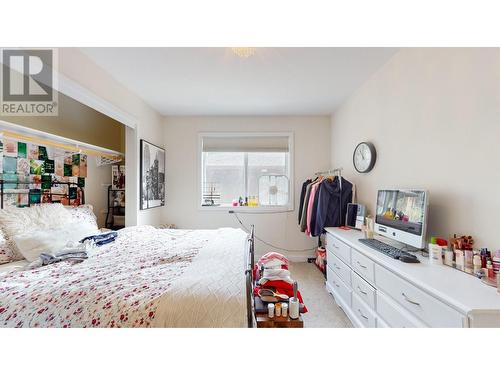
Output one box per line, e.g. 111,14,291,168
80,231,118,247
26,240,96,269
39,251,88,265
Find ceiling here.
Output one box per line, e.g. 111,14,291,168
80,48,398,116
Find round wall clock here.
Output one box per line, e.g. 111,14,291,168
353,142,376,173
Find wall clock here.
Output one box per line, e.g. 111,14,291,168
353,142,376,173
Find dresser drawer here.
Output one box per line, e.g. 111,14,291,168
327,252,352,286
352,271,376,310
327,265,352,308
352,293,376,328
375,264,465,327
326,234,351,264
351,249,375,283
376,291,426,328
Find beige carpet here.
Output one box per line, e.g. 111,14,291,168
289,262,353,328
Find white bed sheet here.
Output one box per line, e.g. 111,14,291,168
153,228,248,328
0,260,28,274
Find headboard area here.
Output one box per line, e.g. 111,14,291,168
0,135,88,209
0,179,85,209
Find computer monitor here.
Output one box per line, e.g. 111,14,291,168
374,189,429,249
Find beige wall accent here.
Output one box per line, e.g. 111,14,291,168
331,48,500,248
2,93,125,153
162,116,331,259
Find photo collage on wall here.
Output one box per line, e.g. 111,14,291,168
0,136,87,207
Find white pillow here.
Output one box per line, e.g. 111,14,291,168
0,204,74,238
65,205,99,230
13,223,100,262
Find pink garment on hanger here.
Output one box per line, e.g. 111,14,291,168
305,179,322,236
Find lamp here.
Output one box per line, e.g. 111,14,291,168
231,47,256,58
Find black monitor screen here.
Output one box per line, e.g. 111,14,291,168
375,190,426,236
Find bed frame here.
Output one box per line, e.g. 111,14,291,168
0,180,85,209
245,225,255,328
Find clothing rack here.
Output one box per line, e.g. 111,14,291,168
308,167,345,270
314,167,343,192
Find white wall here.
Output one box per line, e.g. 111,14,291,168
162,116,331,259
84,156,112,228
58,48,164,227
331,48,500,248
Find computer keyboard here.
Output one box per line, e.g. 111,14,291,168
358,238,420,263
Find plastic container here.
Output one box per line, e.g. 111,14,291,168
428,244,443,265
443,249,454,266
275,303,281,317
268,303,275,318
289,298,299,319
281,303,288,317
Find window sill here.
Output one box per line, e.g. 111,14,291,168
198,205,294,213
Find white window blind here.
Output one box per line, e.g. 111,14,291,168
202,135,289,152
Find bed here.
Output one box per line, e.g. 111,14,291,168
0,200,255,328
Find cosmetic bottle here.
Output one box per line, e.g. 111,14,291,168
487,261,494,279
268,303,275,318
473,255,482,274
455,250,465,271
493,250,500,275
281,303,288,317
464,250,473,273
275,303,281,317
289,281,300,320
429,244,443,265
443,249,454,266
480,248,488,268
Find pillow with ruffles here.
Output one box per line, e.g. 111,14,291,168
0,203,74,238
0,204,76,262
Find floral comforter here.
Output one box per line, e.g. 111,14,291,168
0,226,248,328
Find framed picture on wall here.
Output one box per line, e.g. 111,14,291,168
140,139,165,210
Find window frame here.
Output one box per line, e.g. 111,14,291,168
198,132,294,212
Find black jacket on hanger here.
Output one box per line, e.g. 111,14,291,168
313,177,353,237
298,179,312,224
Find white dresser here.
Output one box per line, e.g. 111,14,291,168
325,227,500,328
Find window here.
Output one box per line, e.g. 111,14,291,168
200,133,293,209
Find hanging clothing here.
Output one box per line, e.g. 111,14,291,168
299,179,316,232
310,182,322,237
313,177,353,236
298,179,312,224
305,179,322,236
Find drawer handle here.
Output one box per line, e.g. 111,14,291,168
334,264,341,270
356,260,367,269
357,286,367,295
358,309,369,320
335,283,340,288
402,293,421,306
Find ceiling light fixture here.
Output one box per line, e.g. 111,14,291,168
231,47,256,58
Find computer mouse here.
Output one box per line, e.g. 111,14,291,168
399,254,420,263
